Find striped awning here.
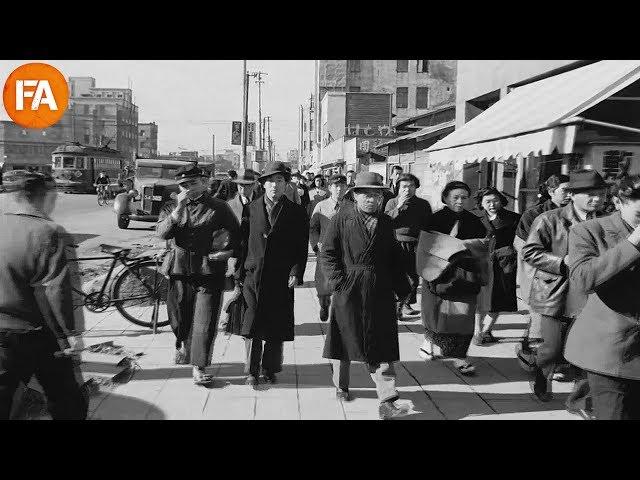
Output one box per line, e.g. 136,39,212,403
426,60,640,167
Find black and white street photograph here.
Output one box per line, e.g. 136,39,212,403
1,58,639,421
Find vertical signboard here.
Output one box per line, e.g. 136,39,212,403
231,121,242,145
247,122,256,146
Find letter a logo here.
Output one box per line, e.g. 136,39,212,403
3,63,68,129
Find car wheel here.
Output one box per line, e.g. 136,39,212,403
118,214,130,229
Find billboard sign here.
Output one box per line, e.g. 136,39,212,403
231,121,242,145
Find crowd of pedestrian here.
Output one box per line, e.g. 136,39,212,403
2,159,639,421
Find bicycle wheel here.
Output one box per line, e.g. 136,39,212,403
103,192,110,205
112,259,170,328
97,193,105,206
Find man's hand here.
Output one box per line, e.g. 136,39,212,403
226,257,238,277
563,255,570,265
288,276,297,288
396,192,409,209
175,190,190,208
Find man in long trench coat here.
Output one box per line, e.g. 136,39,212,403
320,172,412,420
236,162,309,386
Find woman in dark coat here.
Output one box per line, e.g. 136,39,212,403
418,181,488,375
473,187,521,345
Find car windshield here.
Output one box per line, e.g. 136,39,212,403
136,166,179,179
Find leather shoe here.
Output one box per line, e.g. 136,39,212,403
336,389,351,402
245,375,259,387
529,367,553,402
401,305,420,317
378,400,410,420
262,372,277,384
319,306,329,322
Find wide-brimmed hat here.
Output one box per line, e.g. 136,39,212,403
346,172,389,194
175,164,206,183
232,171,257,185
567,169,606,192
258,161,291,183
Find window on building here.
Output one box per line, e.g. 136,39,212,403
303,141,307,151
348,60,361,73
310,118,314,131
416,87,429,109
84,105,89,115
84,134,90,144
349,86,361,92
303,122,307,132
310,141,313,152
396,87,408,109
397,60,409,73
417,60,430,73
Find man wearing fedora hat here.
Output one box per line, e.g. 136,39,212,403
235,161,309,386
227,170,258,223
157,164,241,385
522,169,606,405
320,172,412,419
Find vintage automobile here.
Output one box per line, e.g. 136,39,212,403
113,158,196,229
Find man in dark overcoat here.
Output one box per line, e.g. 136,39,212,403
320,172,412,420
214,169,239,201
157,164,240,385
227,171,258,223
235,162,309,386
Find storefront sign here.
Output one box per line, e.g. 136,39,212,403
345,124,396,137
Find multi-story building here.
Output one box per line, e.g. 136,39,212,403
299,96,318,170
0,120,72,172
215,149,240,170
67,77,139,162
138,122,158,158
391,60,640,211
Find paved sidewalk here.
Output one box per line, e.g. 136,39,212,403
74,255,580,420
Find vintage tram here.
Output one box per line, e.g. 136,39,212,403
51,143,126,193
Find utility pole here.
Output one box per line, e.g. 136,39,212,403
241,60,249,169
249,71,268,150
264,116,272,162
262,117,266,155
212,133,215,165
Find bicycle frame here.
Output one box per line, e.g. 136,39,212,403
70,253,161,307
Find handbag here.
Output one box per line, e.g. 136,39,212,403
224,289,246,336
528,269,569,316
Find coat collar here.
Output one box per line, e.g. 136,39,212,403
603,211,633,241
2,201,51,220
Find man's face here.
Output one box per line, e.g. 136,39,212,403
620,197,640,224
292,176,301,185
391,168,402,181
570,188,606,212
178,177,206,198
99,173,105,178
346,172,354,183
398,180,416,198
238,183,255,198
314,177,323,188
354,189,383,214
264,174,286,200
549,182,571,206
329,181,347,201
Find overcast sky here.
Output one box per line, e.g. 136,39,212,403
0,60,315,157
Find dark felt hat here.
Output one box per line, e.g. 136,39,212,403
568,169,606,192
346,171,388,194
258,161,291,183
233,171,257,185
174,164,205,183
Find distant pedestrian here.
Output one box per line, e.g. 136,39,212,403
522,170,606,402
384,173,432,319
417,181,488,375
157,164,241,385
309,174,348,322
0,171,87,420
235,162,309,386
564,175,640,419
308,174,330,213
472,187,521,345
214,170,239,201
387,165,403,197
320,172,412,419
291,171,311,211
227,171,258,223
345,170,356,188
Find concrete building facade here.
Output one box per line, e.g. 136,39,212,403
138,122,158,158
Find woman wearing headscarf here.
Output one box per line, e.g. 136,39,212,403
417,181,488,375
472,187,521,345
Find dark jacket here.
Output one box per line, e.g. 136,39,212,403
515,199,560,242
320,202,410,363
426,207,487,240
522,203,597,316
237,195,309,342
214,178,238,201
156,193,241,277
480,208,521,312
0,205,77,349
296,183,311,212
384,195,433,243
564,212,640,380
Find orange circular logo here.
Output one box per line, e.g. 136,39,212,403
3,63,69,129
